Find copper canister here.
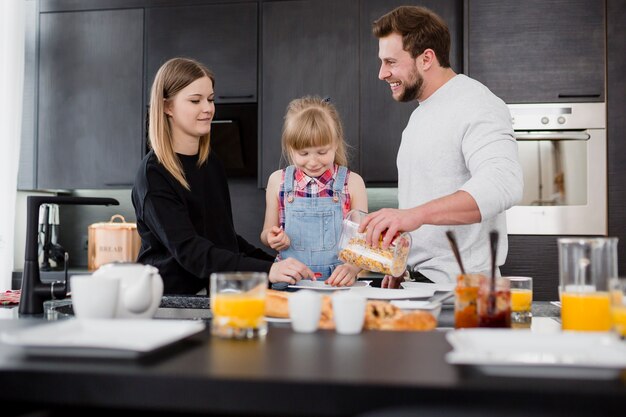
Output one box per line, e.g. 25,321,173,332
88,214,141,271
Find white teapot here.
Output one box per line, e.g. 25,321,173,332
92,263,164,319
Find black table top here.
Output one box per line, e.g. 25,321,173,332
0,304,624,416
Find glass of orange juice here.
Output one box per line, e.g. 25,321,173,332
610,277,626,338
558,238,618,332
210,272,268,339
509,276,533,326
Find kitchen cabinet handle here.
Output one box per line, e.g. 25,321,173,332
558,93,601,98
218,95,254,99
211,120,234,124
104,183,134,187
514,131,590,141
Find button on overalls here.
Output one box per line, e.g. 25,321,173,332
280,165,348,280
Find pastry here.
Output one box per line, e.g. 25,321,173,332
264,289,290,318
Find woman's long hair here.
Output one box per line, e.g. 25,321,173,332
148,58,215,190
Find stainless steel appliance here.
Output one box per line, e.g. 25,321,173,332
506,103,606,235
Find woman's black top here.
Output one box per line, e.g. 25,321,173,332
132,150,273,294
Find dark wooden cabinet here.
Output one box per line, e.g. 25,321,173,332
466,0,605,104
37,8,144,189
260,0,359,186
260,0,463,186
607,0,626,274
145,2,257,104
359,0,463,183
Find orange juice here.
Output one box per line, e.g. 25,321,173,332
561,292,612,331
612,306,626,337
213,294,265,329
511,289,532,312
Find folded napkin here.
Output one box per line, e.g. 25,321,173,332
0,290,21,305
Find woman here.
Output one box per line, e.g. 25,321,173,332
132,58,313,294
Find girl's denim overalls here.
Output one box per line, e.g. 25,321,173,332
279,165,348,280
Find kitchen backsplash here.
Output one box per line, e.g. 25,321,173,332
13,186,398,270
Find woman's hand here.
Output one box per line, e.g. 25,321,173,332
326,264,361,287
269,258,314,284
267,226,291,251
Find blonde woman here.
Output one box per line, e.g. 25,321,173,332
261,96,368,287
132,58,313,294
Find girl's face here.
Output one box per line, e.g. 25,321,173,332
290,143,337,177
165,76,215,142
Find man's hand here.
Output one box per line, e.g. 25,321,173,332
267,226,291,251
358,208,421,249
381,274,404,289
326,264,361,287
269,258,315,284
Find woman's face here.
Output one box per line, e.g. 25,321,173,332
165,76,215,142
290,143,337,177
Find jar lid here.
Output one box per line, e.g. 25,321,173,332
89,214,137,230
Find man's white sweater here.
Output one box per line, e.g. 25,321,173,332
397,74,523,283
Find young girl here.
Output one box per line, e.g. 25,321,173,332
132,58,313,294
261,96,368,287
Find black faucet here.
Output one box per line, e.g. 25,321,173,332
19,196,120,315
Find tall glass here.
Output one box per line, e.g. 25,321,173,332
509,276,533,326
477,277,511,328
210,272,268,339
558,237,618,332
610,277,626,338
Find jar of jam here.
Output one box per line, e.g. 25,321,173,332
337,210,412,277
477,276,511,328
454,273,484,328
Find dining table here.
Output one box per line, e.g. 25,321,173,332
0,300,624,417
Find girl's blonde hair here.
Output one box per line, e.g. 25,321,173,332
148,57,215,190
281,96,348,167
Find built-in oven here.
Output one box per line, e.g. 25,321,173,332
505,103,606,235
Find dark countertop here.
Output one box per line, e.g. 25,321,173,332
0,301,624,416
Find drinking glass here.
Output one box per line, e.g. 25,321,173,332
454,273,484,329
558,237,617,331
477,277,511,328
610,277,626,338
509,276,533,325
210,272,268,339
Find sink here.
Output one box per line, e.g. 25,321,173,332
44,295,211,321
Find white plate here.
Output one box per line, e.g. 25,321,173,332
0,319,206,359
401,281,456,292
288,280,369,291
446,329,626,379
264,316,291,323
349,287,434,300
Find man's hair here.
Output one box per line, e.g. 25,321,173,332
373,6,451,68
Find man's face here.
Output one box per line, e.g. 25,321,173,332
378,33,423,102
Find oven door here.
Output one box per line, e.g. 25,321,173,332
506,129,607,235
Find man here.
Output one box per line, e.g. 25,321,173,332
359,6,523,286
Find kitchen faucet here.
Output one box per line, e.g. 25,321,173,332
19,196,119,315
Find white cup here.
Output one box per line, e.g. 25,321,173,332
332,292,366,335
70,275,120,319
289,290,322,333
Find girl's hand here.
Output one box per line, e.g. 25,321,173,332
381,273,405,289
269,258,315,284
267,226,291,251
326,264,361,287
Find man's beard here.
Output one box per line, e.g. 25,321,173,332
398,69,423,102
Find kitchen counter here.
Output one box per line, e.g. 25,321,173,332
0,301,624,416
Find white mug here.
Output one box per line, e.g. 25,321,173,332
289,290,322,333
70,275,120,319
332,292,366,335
